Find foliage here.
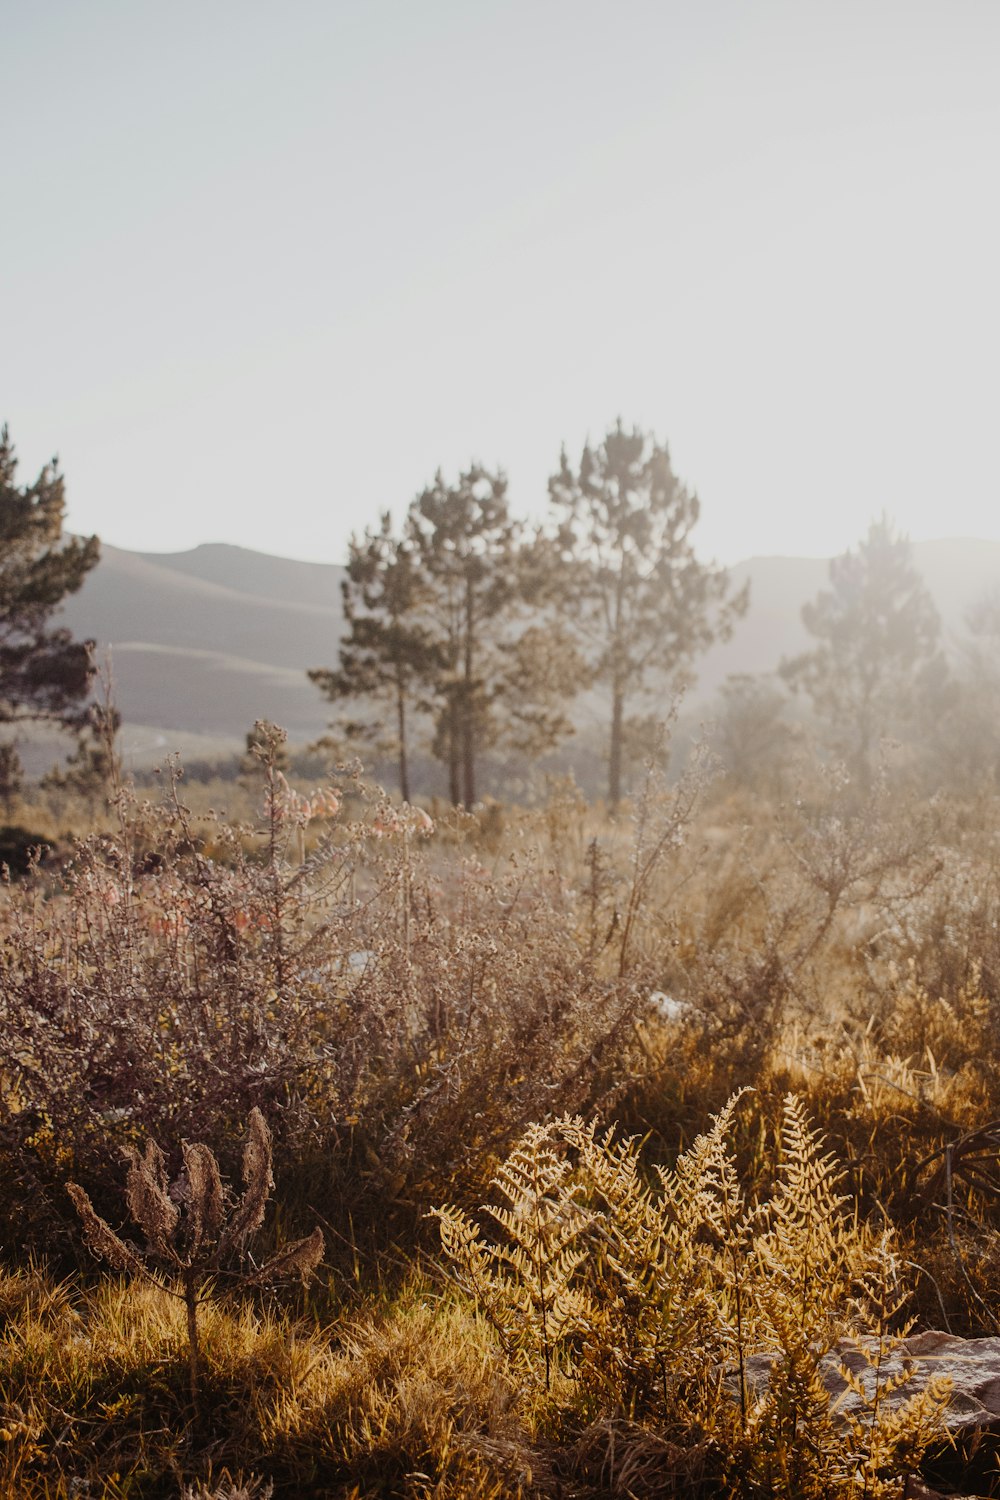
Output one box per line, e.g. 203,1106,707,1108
0,737,656,1264
436,1097,952,1498
310,512,441,803
310,476,585,807
9,732,1000,1492
433,1120,594,1391
929,584,1000,793
780,517,949,791
406,464,587,805
406,464,522,806
710,672,798,796
0,424,99,729
548,420,748,807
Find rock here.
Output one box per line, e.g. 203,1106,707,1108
740,1332,1000,1498
739,1332,1000,1438
906,1484,980,1500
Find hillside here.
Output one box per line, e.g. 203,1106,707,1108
51,537,1000,766
56,543,345,761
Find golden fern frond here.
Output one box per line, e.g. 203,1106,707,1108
849,1233,910,1336
565,1120,666,1265
661,1088,755,1251
755,1095,861,1347
562,1117,642,1212
836,1332,952,1498
434,1206,515,1318
487,1122,564,1199
770,1094,849,1237
434,1122,596,1386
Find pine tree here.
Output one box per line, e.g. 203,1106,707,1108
549,421,748,809
313,475,585,806
406,465,522,806
0,425,99,728
780,517,948,789
309,514,439,802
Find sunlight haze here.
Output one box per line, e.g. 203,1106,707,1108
5,0,999,566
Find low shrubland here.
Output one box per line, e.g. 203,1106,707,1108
4,728,1000,1494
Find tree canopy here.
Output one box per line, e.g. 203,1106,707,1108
311,470,586,805
0,425,99,729
548,421,748,808
310,514,440,803
780,516,948,788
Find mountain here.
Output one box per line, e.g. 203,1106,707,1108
57,543,346,762
133,543,347,611
52,537,1000,767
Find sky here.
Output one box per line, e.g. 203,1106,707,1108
4,0,999,568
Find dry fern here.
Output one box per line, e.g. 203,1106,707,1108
435,1094,953,1497
432,1120,594,1389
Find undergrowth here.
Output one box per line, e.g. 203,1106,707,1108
3,735,1000,1493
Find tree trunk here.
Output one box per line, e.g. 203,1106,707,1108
608,686,625,812
396,674,410,803
462,572,476,806
608,550,629,814
448,696,461,806
462,685,476,806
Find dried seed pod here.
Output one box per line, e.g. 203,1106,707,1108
67,1183,146,1278
221,1107,274,1253
182,1141,225,1257
253,1225,325,1286
125,1139,180,1262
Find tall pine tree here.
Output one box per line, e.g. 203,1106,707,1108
407,466,520,806
549,420,747,808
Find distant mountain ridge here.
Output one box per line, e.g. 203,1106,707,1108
54,538,1000,765
134,543,349,612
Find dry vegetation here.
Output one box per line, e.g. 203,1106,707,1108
4,724,1000,1496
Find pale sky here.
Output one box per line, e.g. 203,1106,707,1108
5,0,999,567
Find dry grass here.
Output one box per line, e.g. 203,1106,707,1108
0,1267,536,1499
4,737,1000,1492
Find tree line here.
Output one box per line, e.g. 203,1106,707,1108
713,514,982,803
313,445,1000,809
310,420,748,808
1,416,994,814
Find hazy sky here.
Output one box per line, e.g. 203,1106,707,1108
5,1,999,566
